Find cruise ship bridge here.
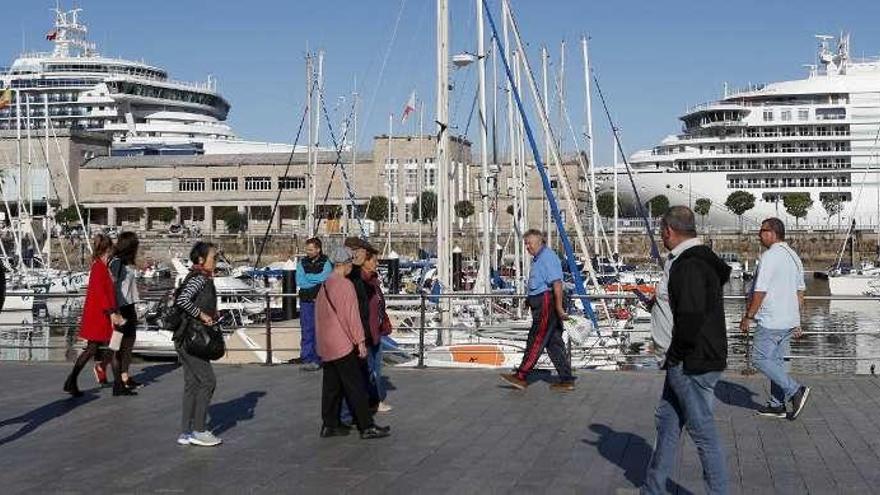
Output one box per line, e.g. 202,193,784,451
1,362,878,493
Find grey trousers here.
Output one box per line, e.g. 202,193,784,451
176,343,216,433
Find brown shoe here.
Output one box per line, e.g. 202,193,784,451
499,373,527,390
550,381,575,392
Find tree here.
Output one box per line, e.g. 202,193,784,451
694,198,712,229
55,205,81,225
783,193,813,228
413,190,438,226
454,199,475,220
153,207,176,224
596,192,615,219
822,195,843,227
724,191,756,231
222,210,248,234
322,205,343,220
366,195,389,234
645,194,669,218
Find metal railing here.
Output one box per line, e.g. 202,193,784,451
2,289,880,371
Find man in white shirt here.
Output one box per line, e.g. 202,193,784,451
740,217,810,420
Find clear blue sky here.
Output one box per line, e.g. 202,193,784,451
6,1,880,166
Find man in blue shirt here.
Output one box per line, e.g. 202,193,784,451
500,229,574,391
296,237,332,371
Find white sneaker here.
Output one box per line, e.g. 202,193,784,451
377,402,393,413
189,430,222,447
176,433,192,446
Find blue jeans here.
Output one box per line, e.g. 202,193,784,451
751,325,800,407
642,364,727,495
299,301,320,364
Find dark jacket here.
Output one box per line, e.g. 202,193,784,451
298,254,330,301
667,244,731,374
346,265,371,345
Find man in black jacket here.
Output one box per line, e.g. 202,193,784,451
642,206,730,495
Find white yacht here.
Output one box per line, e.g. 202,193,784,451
0,7,294,154
606,34,880,230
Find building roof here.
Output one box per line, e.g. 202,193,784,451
82,150,374,169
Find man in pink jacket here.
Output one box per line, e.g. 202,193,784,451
316,247,390,440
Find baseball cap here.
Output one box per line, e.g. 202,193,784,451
328,247,354,264
343,236,379,255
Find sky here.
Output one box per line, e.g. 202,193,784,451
5,0,880,167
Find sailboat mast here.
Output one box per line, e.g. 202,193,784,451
613,134,619,256
582,36,598,255
436,0,452,339
502,2,523,314
476,0,492,297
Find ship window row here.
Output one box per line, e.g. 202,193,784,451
0,118,105,130
727,174,851,189
45,63,166,80
10,78,101,89
0,92,86,105
762,107,845,122
109,81,229,115
681,157,850,172
744,125,848,138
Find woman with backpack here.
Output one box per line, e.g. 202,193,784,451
108,231,141,390
64,234,129,397
173,241,222,447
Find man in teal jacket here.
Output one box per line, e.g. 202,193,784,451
296,237,332,371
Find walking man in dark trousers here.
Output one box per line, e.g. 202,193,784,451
642,206,730,494
500,229,575,391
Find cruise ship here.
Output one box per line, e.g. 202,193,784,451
607,34,880,230
0,7,293,154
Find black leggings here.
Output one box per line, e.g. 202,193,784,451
115,304,138,376
68,340,121,386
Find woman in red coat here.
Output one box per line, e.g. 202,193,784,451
64,234,128,397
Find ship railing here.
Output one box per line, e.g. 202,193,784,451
2,290,880,372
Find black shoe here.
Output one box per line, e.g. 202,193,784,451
338,422,354,431
124,378,141,389
756,403,787,418
789,386,811,420
63,376,83,397
360,426,391,440
113,385,138,396
373,424,391,433
320,425,351,438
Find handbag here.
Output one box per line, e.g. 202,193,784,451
108,329,123,351
182,318,226,361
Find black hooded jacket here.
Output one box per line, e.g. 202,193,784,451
666,244,732,374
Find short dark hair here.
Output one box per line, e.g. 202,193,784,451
113,231,139,265
305,237,322,251
523,229,545,243
761,217,785,240
660,206,697,237
189,241,217,265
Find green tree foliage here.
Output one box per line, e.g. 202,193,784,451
783,193,813,227
694,198,712,228
222,210,248,234
724,191,756,230
596,192,615,219
413,190,438,225
153,207,176,224
822,195,843,221
366,196,389,223
55,205,81,225
454,200,475,219
645,194,670,218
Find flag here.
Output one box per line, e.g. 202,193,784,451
401,91,416,124
46,29,57,41
0,89,11,110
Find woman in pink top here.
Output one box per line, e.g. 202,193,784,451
315,247,390,440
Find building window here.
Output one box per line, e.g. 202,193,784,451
781,110,791,121
178,178,205,192
763,110,773,122
278,176,306,190
146,179,173,193
425,168,437,188
245,176,272,191
211,177,238,192
405,169,419,195
798,108,809,121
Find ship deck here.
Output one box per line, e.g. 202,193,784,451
1,362,879,494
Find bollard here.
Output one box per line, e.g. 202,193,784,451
452,246,463,291
417,292,426,368
281,265,297,320
264,293,273,365
380,252,401,295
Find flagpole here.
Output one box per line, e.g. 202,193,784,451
476,0,492,299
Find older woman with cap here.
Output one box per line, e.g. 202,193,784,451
315,246,390,440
